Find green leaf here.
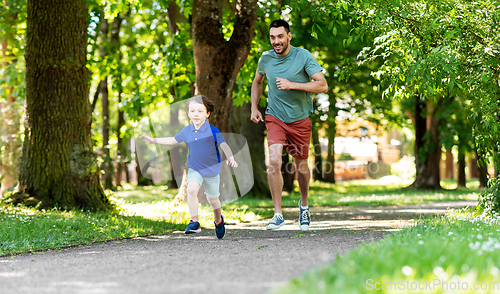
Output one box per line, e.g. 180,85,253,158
332,26,337,36
328,21,334,31
315,24,324,34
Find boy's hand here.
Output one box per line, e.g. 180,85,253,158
139,134,154,144
226,156,238,168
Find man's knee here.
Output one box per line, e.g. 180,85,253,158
295,159,310,173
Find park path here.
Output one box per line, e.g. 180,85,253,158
0,201,476,294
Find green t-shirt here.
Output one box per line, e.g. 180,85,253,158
257,45,323,123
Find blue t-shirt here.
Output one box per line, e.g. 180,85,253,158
257,45,323,123
174,120,226,177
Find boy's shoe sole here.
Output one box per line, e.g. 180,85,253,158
185,228,201,234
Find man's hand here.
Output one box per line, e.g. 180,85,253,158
226,156,238,168
251,108,264,124
139,134,154,144
276,77,294,91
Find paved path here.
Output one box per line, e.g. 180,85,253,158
0,201,476,294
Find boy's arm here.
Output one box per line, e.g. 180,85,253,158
139,134,179,145
219,142,238,167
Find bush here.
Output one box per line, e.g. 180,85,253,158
479,177,500,214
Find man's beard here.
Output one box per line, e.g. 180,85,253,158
273,38,289,55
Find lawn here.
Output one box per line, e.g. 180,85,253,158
271,180,500,294
0,179,481,257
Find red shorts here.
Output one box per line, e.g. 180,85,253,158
265,115,312,159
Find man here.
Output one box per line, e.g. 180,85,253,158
250,19,328,231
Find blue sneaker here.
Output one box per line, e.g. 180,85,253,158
185,220,201,234
299,200,310,231
266,214,285,230
215,215,225,239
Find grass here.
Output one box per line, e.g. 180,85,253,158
0,186,261,257
0,179,481,257
225,179,480,218
272,208,500,293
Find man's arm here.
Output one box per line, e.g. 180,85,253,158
276,71,328,93
139,134,179,145
250,71,265,123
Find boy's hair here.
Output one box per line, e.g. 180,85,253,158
269,19,290,33
186,95,214,117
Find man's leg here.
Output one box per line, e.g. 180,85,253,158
267,144,284,214
294,157,310,206
295,157,311,231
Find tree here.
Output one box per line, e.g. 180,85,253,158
8,0,111,210
343,0,500,190
191,0,257,132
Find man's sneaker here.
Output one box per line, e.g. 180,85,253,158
185,220,201,234
299,200,310,231
215,216,226,239
266,214,285,230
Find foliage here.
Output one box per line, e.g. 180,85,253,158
345,0,500,162
273,208,500,294
479,178,500,216
0,0,27,190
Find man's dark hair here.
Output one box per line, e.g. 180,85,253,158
269,19,290,33
186,95,214,117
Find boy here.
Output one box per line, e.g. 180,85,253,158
139,95,238,239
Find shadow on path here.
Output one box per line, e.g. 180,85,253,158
0,201,476,294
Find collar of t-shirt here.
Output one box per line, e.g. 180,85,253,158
189,119,209,133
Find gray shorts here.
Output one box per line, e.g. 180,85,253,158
186,168,220,199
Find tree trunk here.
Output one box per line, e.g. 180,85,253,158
412,95,442,190
109,16,124,188
134,107,153,186
470,156,478,179
445,149,453,180
457,151,466,187
9,0,110,210
311,120,323,181
476,149,489,188
229,102,271,198
101,76,113,189
98,16,114,190
457,133,467,187
323,95,337,183
168,104,180,189
191,0,256,132
282,153,295,192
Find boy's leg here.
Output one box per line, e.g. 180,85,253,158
203,175,222,224
186,180,201,221
207,197,222,224
204,175,225,238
